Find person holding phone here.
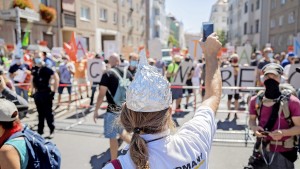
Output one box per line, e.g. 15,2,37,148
103,33,222,169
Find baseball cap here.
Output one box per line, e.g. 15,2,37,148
262,63,284,76
0,99,18,122
287,52,296,58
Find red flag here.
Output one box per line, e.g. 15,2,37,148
63,32,78,62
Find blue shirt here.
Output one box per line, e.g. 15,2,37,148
281,59,290,68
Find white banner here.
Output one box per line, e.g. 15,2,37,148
76,37,88,59
188,36,202,60
236,44,252,65
221,66,235,95
236,66,257,93
288,64,300,89
104,40,118,60
148,39,162,60
172,60,193,85
87,59,104,83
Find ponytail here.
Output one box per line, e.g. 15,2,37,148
130,133,149,169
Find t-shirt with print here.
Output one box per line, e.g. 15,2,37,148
103,106,216,169
59,62,75,84
31,66,54,91
99,66,133,112
249,95,300,152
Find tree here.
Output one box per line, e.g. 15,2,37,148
217,30,227,47
168,35,179,48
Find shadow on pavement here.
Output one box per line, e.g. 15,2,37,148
90,148,127,169
217,118,246,131
66,107,97,119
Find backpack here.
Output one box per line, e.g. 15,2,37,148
8,125,61,169
107,67,131,107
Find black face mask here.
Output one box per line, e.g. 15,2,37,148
264,78,281,99
175,62,181,65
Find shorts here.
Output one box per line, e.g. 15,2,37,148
171,88,183,100
104,112,124,138
58,83,72,94
184,79,193,94
76,78,88,85
228,94,239,100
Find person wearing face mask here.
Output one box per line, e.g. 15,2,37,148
31,53,59,138
248,63,300,169
257,47,273,86
57,55,75,109
128,53,139,77
8,55,31,101
281,52,295,68
250,51,262,67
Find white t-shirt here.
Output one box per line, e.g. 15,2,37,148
103,106,216,169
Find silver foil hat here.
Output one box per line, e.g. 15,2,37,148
126,50,172,112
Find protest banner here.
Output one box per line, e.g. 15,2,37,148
51,47,63,58
288,64,300,89
148,39,162,60
237,66,257,92
121,46,134,60
76,37,88,60
188,36,202,60
87,59,104,82
220,66,235,95
294,35,300,57
236,44,252,65
104,40,118,60
172,60,193,86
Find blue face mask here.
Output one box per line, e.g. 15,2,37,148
34,58,42,65
130,60,138,67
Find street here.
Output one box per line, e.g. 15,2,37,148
21,91,300,169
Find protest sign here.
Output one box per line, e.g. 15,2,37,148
236,44,252,65
51,47,63,58
220,66,235,95
294,35,300,57
188,36,202,60
76,37,87,60
121,46,134,60
148,39,162,60
87,59,104,82
288,64,300,89
172,60,193,85
237,66,257,92
104,40,118,60
13,69,27,83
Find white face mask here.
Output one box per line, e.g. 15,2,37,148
267,53,274,59
256,54,262,61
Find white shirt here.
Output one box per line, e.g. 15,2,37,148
103,106,216,169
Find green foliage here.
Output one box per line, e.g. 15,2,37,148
168,35,179,47
217,30,227,47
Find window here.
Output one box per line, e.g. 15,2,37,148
250,25,253,34
122,15,125,27
279,15,284,26
121,0,125,6
81,37,89,51
270,19,276,28
251,3,254,12
271,0,276,9
244,22,247,35
113,12,117,24
80,6,90,20
222,17,226,22
244,2,248,13
288,11,295,24
40,0,49,6
214,7,218,12
229,4,233,11
154,8,160,15
255,19,259,33
99,8,107,21
256,0,260,10
281,0,286,5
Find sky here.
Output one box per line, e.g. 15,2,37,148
165,0,216,34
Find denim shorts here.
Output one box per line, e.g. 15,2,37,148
104,112,123,138
171,88,183,100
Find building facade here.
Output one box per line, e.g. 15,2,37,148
0,0,61,49
146,0,169,48
269,0,300,53
209,0,228,33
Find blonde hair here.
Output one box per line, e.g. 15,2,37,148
120,104,174,169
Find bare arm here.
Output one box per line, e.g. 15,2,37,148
0,145,21,169
51,72,59,92
93,86,107,123
200,33,222,113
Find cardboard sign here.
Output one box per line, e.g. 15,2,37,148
288,64,300,89
13,69,27,83
294,35,300,57
121,46,134,60
236,66,257,93
104,40,118,60
220,66,235,95
87,59,104,83
172,60,193,85
148,39,162,60
51,47,64,58
76,37,88,59
188,36,202,60
236,44,252,65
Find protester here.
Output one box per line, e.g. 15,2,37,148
57,55,75,109
93,53,132,161
128,53,139,76
154,58,166,76
191,59,202,107
74,57,89,99
31,53,59,137
147,58,156,66
90,54,106,106
42,52,56,70
8,55,31,101
226,54,240,120
103,33,222,169
183,57,194,110
119,54,129,67
257,47,273,86
201,55,206,101
283,52,296,78
281,52,295,68
248,63,300,169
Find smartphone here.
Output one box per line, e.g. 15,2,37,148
202,22,214,42
260,131,270,136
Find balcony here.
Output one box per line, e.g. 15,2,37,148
63,13,76,27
